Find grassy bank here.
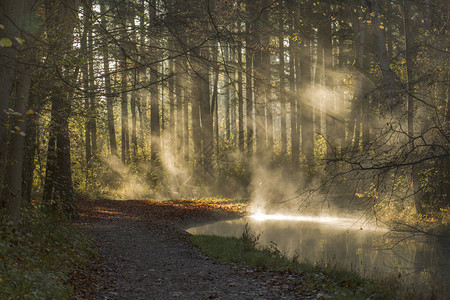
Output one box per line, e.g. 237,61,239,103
0,205,95,299
190,234,397,300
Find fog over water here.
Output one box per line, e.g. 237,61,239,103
188,215,450,298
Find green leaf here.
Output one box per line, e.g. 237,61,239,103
0,37,12,47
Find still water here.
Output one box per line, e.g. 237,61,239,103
187,215,450,297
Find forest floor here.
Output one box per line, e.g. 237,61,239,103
71,198,321,299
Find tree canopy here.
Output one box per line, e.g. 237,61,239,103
0,0,448,226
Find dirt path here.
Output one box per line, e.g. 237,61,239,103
73,199,313,299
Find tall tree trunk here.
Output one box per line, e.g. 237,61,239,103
245,20,254,157
211,45,220,159
81,5,91,165
42,0,79,217
224,45,231,142
336,20,346,151
101,0,117,156
279,3,287,157
184,73,190,162
323,14,336,169
87,0,97,161
314,41,323,136
231,69,237,146
191,77,202,167
43,123,57,202
169,58,175,149
368,0,396,94
299,7,314,164
265,55,273,156
238,39,245,153
404,0,425,215
131,85,138,160
175,57,184,163
150,66,160,164
289,7,299,168
254,30,265,159
121,55,129,163
149,1,160,164
0,1,25,147
5,10,35,221
22,89,39,204
199,49,213,174
352,6,365,153
254,0,270,159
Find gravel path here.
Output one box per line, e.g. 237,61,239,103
74,200,310,299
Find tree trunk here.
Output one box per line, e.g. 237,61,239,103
43,124,57,202
245,20,254,157
199,49,213,174
22,88,39,204
211,45,220,159
289,7,299,168
101,0,118,156
121,55,129,163
238,40,245,153
0,1,25,147
184,73,190,162
352,4,367,153
131,86,138,160
254,34,265,159
175,57,184,163
41,0,79,217
279,3,287,157
87,0,97,161
169,58,175,149
191,77,202,167
81,5,91,165
5,21,35,221
299,14,314,164
150,66,160,164
368,0,396,94
322,14,336,169
314,42,323,136
404,0,425,215
224,45,231,142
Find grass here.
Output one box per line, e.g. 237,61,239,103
190,233,398,299
0,205,95,299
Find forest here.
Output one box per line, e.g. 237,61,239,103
0,0,449,298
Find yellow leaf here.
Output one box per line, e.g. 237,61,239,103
366,20,372,24
0,24,4,30
0,37,12,47
380,25,384,29
25,109,34,115
14,37,25,45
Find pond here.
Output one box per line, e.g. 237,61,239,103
187,214,450,298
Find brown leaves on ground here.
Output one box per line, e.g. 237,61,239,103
77,198,247,228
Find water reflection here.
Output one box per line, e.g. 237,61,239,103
187,216,450,298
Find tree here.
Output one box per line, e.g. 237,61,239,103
0,1,25,148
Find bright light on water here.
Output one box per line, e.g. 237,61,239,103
248,213,387,231
250,213,345,223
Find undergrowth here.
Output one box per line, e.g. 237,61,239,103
191,231,398,299
0,205,95,299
